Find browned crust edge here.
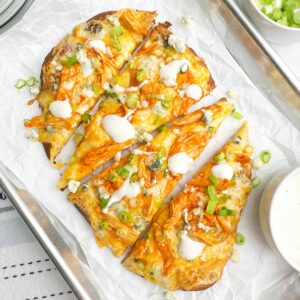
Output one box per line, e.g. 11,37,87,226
40,11,117,160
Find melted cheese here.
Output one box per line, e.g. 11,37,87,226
168,152,193,175
104,80,149,93
49,99,72,118
211,163,234,180
102,179,141,213
159,59,189,87
178,231,206,260
185,84,202,100
102,115,136,143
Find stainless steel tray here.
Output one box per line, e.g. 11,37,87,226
1,1,299,299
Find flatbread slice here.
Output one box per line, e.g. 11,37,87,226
58,22,215,189
24,9,157,164
68,99,232,256
123,122,253,290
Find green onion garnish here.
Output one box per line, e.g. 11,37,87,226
205,185,219,215
235,232,245,246
99,197,110,209
231,109,243,120
62,55,78,67
130,173,138,183
136,69,146,82
214,152,225,162
157,124,169,132
127,154,137,166
98,220,108,230
208,174,219,185
82,113,91,124
15,79,27,89
111,25,125,51
218,207,235,216
126,93,139,109
116,166,130,179
26,76,38,87
208,126,214,133
118,210,134,224
251,177,261,188
260,150,271,164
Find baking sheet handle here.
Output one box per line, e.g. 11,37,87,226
0,171,102,300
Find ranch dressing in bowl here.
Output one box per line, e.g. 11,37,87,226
270,168,300,271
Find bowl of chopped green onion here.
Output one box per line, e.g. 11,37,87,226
243,0,300,44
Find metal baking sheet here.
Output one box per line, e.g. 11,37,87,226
0,1,299,299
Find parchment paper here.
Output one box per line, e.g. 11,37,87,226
0,0,299,299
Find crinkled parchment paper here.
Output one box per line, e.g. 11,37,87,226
0,0,299,299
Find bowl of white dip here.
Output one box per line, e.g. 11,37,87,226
260,166,300,272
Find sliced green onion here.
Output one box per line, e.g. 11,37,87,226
15,79,26,89
157,124,169,132
126,93,139,109
127,154,137,166
206,186,219,215
208,126,214,133
99,197,110,209
235,232,245,246
118,210,134,224
218,195,230,203
130,173,138,183
260,150,271,164
214,152,225,162
82,113,91,124
116,166,130,179
62,55,78,67
208,174,219,185
231,109,243,120
251,177,261,188
218,207,235,216
111,26,124,51
98,220,108,230
259,0,273,4
26,76,38,87
294,8,300,24
136,69,146,82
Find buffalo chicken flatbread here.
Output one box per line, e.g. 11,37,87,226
58,22,215,189
68,99,232,256
123,122,253,290
25,9,157,164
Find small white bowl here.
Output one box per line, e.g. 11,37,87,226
242,0,300,44
260,166,300,272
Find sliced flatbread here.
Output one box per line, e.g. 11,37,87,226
24,9,157,164
123,122,253,290
68,99,232,256
58,22,215,189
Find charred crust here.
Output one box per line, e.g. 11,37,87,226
42,142,52,160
